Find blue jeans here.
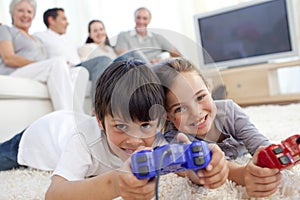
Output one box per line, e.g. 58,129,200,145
77,56,112,104
0,130,25,171
113,50,150,63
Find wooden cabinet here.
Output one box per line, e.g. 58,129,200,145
219,60,300,106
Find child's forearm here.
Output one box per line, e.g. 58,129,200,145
227,162,246,186
45,171,119,200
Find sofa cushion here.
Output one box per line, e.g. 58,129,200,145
0,75,49,99
0,75,92,142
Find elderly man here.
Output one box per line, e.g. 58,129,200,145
114,7,181,64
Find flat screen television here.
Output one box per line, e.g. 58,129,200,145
194,0,299,69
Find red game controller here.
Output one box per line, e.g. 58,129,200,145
257,134,300,170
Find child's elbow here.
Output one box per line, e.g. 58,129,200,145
44,189,52,200
45,187,59,200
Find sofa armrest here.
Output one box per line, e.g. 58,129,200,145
0,75,49,99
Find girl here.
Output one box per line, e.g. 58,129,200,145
153,57,281,198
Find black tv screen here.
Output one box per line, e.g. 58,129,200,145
194,0,298,68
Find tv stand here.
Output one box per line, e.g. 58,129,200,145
220,59,300,106
268,56,300,64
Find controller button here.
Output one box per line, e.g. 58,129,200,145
194,156,205,166
273,147,284,154
278,155,291,165
136,155,147,163
153,146,160,150
192,145,202,153
138,166,149,176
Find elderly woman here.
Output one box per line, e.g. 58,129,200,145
0,0,89,113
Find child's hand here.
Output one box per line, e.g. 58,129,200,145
244,146,281,198
115,148,156,200
176,133,229,189
194,143,229,189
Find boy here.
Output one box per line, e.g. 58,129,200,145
43,59,168,199
1,59,227,199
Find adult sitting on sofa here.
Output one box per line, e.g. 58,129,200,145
114,7,181,64
0,0,89,141
78,19,117,62
34,8,112,105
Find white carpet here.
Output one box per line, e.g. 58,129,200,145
1,103,300,200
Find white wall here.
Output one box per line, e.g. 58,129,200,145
0,0,249,47
2,0,299,94
0,0,181,44
278,0,300,94
1,0,299,69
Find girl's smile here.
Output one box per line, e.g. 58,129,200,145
191,114,208,129
166,71,217,139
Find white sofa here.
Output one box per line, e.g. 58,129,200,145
0,75,91,142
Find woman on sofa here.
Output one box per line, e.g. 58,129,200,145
78,19,117,62
76,19,117,104
0,0,89,113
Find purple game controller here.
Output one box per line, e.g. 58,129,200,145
131,141,212,179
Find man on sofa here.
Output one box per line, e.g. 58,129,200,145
34,8,112,106
114,7,181,64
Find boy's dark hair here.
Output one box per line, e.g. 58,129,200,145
43,8,64,28
94,59,165,128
